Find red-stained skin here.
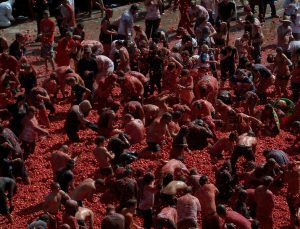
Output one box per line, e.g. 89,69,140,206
0,46,296,229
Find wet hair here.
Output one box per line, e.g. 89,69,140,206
95,179,105,186
189,168,198,175
95,136,105,145
216,204,227,215
125,199,137,208
178,125,189,136
199,175,208,186
172,111,182,120
161,112,172,120
143,173,155,185
66,159,75,169
276,47,283,53
39,214,50,223
184,186,193,194
181,69,190,76
262,176,273,187
181,50,190,57
229,131,238,141
28,106,37,113
50,182,60,190
65,68,74,74
106,204,115,214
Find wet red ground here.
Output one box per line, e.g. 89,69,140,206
0,6,298,229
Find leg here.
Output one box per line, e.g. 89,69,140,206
269,0,277,16
145,20,153,39
151,18,161,38
230,147,243,174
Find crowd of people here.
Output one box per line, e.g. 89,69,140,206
0,0,300,228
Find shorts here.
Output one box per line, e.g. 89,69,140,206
41,43,54,58
100,166,113,176
177,218,198,229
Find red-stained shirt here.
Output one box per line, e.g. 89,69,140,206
40,18,55,44
157,206,178,223
177,193,201,222
55,37,76,67
224,211,252,229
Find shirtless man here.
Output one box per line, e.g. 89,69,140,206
43,182,70,227
216,204,252,229
124,101,145,124
177,69,194,105
209,131,238,158
154,205,178,229
170,125,190,160
50,145,71,175
143,104,160,126
95,73,117,113
70,178,105,206
97,106,119,138
123,114,145,144
161,159,189,178
231,131,257,175
194,74,219,104
63,200,79,229
115,40,130,72
254,176,274,229
190,99,215,120
195,176,221,229
101,205,125,229
93,136,115,177
75,207,94,229
118,72,144,102
274,47,292,97
146,112,172,152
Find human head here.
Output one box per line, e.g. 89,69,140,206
143,172,155,185
237,189,248,201
276,47,283,54
38,214,50,224
229,131,238,142
199,175,208,186
216,204,227,216
16,33,24,43
83,46,92,58
125,199,137,213
129,4,139,16
105,8,113,18
50,182,61,193
115,40,124,50
178,125,189,136
95,136,105,146
95,179,106,192
65,200,78,216
76,23,84,31
124,113,134,124
65,31,73,40
66,159,75,170
161,112,172,124
106,204,116,214
43,10,50,19
291,121,300,134
180,69,190,78
27,106,37,118
79,100,92,116
262,176,273,187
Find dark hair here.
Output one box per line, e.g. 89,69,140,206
95,179,105,186
125,199,137,208
77,23,84,29
143,173,155,185
95,136,105,145
39,214,50,223
199,175,208,186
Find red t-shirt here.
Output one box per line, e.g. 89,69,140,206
40,18,56,44
55,38,76,67
225,211,252,229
